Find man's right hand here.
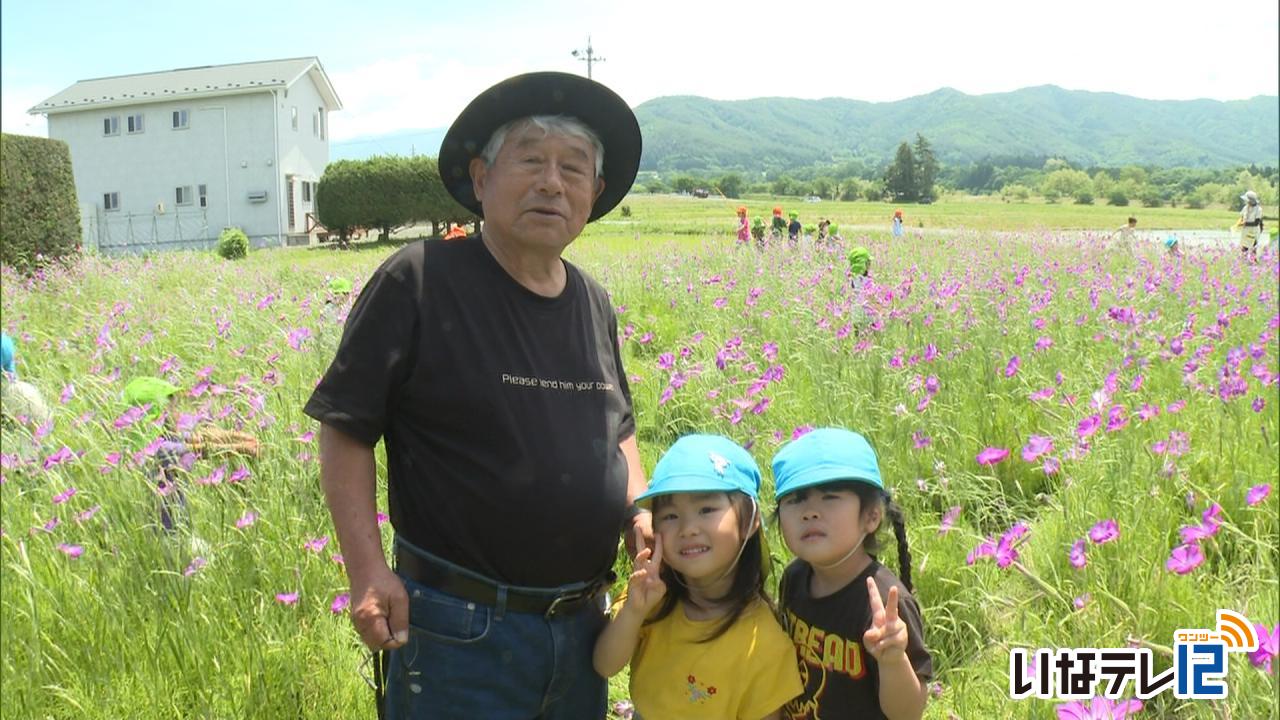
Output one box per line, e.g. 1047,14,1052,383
350,564,410,650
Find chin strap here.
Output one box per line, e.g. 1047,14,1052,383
814,533,865,570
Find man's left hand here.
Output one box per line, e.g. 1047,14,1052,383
624,509,653,561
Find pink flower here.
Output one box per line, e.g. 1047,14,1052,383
1247,484,1272,506
976,447,1010,466
1104,405,1128,432
331,593,351,614
235,511,258,529
51,487,77,505
1073,593,1090,611
1248,623,1278,674
184,557,207,576
229,467,251,483
1021,435,1053,463
1029,387,1055,402
376,512,389,525
57,543,85,558
76,505,101,523
1034,336,1054,351
275,592,299,605
1076,414,1101,439
912,431,931,449
1166,543,1204,574
1042,457,1061,475
1056,696,1143,719
1069,539,1087,569
304,536,330,553
1004,356,1021,378
1088,519,1119,544
1137,404,1160,421
966,537,996,565
938,506,961,535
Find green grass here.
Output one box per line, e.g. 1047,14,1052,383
2,195,1276,719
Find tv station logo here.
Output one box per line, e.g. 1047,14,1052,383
1009,610,1259,701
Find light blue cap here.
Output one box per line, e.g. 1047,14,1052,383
1,333,16,376
635,434,761,507
771,428,884,499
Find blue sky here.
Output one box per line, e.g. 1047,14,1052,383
5,0,1278,144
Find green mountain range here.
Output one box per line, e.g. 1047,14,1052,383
634,85,1278,172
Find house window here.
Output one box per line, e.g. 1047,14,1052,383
176,186,193,206
172,109,189,129
287,177,296,231
291,106,298,131
302,181,312,203
103,192,120,211
312,111,319,137
126,113,144,134
198,184,207,208
318,107,326,140
103,116,120,136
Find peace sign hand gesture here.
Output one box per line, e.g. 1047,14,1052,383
862,576,909,664
621,525,667,619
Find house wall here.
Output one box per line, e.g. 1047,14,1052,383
275,72,331,240
48,92,285,251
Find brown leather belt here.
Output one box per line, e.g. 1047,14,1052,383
394,545,614,618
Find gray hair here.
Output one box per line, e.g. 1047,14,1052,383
480,115,604,177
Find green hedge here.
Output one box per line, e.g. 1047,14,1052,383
316,155,477,241
0,133,81,271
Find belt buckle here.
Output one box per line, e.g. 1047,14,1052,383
544,589,587,618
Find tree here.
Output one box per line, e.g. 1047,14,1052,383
884,142,918,203
913,134,939,201
1040,169,1092,204
715,173,744,199
1000,184,1032,203
671,175,699,194
811,176,834,199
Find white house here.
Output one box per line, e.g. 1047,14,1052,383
29,57,342,252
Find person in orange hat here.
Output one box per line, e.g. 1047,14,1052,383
771,207,786,242
735,207,750,246
891,209,905,238
443,224,468,240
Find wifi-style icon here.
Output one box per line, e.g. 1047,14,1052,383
1216,610,1258,652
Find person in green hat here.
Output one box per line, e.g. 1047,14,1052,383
788,211,802,246
848,246,872,292
771,428,932,720
124,376,260,531
751,216,767,249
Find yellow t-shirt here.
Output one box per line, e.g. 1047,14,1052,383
629,599,803,720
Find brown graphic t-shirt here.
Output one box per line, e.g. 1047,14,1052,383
779,559,933,720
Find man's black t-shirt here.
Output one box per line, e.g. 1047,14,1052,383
779,559,933,720
304,235,635,587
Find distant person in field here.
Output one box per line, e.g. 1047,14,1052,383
752,216,767,249
1110,216,1138,244
305,72,648,720
772,207,787,242
1236,190,1264,260
121,376,260,533
443,223,468,240
0,332,52,449
817,218,831,243
891,209,905,238
1164,235,1181,257
736,206,751,246
788,211,802,246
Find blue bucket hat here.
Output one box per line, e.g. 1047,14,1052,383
1,333,16,377
771,428,885,500
635,434,761,508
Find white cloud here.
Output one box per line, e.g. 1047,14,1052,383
1,85,53,137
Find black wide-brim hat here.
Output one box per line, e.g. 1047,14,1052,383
438,71,642,223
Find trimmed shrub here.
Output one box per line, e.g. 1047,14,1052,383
216,227,249,260
1107,190,1130,207
0,133,82,272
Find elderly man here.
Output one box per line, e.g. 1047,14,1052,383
304,72,650,719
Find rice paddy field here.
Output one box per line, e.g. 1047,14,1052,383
2,196,1277,718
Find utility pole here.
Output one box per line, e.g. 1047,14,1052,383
570,35,605,80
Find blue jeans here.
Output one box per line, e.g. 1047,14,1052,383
384,573,608,719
